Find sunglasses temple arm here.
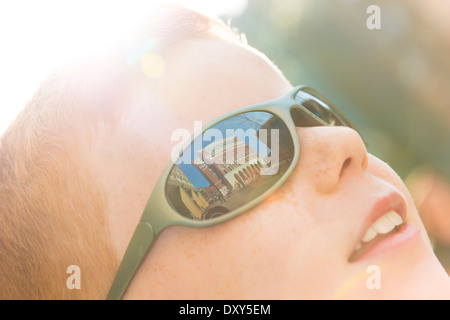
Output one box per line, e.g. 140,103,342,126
106,221,154,300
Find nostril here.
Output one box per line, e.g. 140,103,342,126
340,157,352,178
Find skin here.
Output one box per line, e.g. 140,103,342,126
89,37,450,299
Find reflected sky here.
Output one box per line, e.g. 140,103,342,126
174,112,276,189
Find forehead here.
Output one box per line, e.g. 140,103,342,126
148,38,293,122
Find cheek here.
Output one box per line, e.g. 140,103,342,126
241,199,349,298
154,197,321,298
204,205,308,285
201,193,343,297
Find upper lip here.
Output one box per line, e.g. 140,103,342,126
351,191,408,253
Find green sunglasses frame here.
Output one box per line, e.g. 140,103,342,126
107,85,364,300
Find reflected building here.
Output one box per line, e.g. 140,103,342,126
193,136,265,197
198,185,222,204
166,165,209,219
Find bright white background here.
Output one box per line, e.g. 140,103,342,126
0,0,247,134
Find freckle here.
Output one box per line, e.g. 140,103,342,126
186,252,195,260
252,246,261,255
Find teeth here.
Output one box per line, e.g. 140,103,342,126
371,211,403,235
361,226,377,242
355,211,403,251
386,211,403,226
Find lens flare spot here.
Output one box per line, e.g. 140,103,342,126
141,53,166,78
126,37,156,65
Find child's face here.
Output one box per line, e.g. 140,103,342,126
103,38,448,299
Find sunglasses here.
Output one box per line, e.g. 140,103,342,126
107,85,366,299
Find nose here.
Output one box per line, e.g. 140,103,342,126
295,126,368,194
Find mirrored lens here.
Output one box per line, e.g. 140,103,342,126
166,112,295,220
295,90,345,126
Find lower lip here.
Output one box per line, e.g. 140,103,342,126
353,224,421,263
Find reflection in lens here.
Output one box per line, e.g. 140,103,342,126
295,90,344,126
165,112,295,220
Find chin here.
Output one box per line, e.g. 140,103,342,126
344,245,450,299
